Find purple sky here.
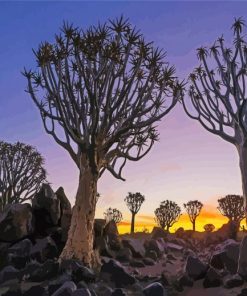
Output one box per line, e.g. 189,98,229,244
0,1,245,225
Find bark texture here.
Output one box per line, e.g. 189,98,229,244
238,145,247,224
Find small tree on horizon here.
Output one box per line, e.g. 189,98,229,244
0,141,46,211
125,192,145,233
204,223,215,232
217,194,245,226
104,207,123,224
184,200,203,231
24,17,181,266
154,200,181,232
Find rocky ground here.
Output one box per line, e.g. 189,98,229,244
1,184,247,296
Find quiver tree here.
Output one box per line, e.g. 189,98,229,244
204,223,215,232
217,194,245,226
0,141,46,211
182,18,247,219
154,200,181,232
183,200,203,231
104,207,123,224
24,17,181,266
125,192,145,233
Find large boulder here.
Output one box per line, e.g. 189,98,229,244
144,239,164,257
151,227,167,239
215,221,239,240
0,204,34,242
0,265,20,284
143,282,166,296
94,219,106,238
51,281,77,296
30,236,58,262
122,239,145,258
32,184,61,235
104,221,121,251
224,274,244,289
56,187,72,242
185,256,208,280
203,267,222,288
100,259,136,287
28,259,59,282
7,238,33,269
238,235,247,279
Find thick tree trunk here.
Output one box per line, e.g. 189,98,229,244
59,156,98,267
131,212,135,234
237,145,247,225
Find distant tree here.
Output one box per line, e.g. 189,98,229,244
154,200,181,232
184,200,203,231
204,223,215,232
104,207,123,224
125,192,145,233
24,17,181,266
182,18,247,220
0,141,46,211
217,195,245,225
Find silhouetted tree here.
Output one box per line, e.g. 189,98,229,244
0,141,46,211
125,192,145,233
104,207,123,224
218,195,245,225
204,223,215,232
155,200,181,232
184,200,203,231
24,17,181,266
182,18,247,219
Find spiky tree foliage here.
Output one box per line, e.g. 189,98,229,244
154,200,181,232
182,18,247,219
218,195,245,225
183,200,203,231
204,223,215,232
104,207,123,224
0,141,46,211
23,17,181,266
125,192,145,233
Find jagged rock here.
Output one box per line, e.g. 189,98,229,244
7,238,33,269
111,288,127,296
210,251,224,270
151,227,167,239
56,187,72,242
215,221,239,240
238,288,247,296
72,289,92,296
1,288,22,296
31,236,58,262
23,285,47,296
48,274,72,295
143,257,155,266
146,250,158,261
0,204,34,242
178,274,193,287
94,237,115,258
0,266,20,284
115,248,132,262
94,219,106,238
144,239,164,257
100,259,136,287
130,259,145,268
0,242,10,268
122,239,145,258
91,283,113,296
104,221,121,251
238,236,247,279
203,267,222,288
185,256,208,280
166,243,183,254
51,281,77,296
28,259,59,282
224,274,244,288
32,184,61,234
143,282,166,296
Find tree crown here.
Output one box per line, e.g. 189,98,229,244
183,200,203,223
124,191,145,214
104,207,123,224
217,194,245,222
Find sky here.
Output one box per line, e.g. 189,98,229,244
0,1,246,233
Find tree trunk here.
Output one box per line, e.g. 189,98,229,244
131,212,135,234
237,145,247,224
192,220,196,231
59,156,98,267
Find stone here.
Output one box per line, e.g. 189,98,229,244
115,248,132,262
143,257,155,266
0,204,34,242
151,227,167,239
111,288,127,296
72,289,92,296
130,259,145,268
144,239,164,257
0,266,19,284
146,250,158,261
29,259,59,282
238,236,247,279
185,256,208,280
178,274,193,287
100,259,136,287
31,236,58,262
23,285,48,296
122,239,145,258
104,221,121,251
32,184,61,234
224,274,244,288
94,237,115,258
143,282,166,296
94,219,106,238
203,267,222,288
51,281,77,296
56,187,72,242
7,238,33,269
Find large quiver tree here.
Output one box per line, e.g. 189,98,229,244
182,18,247,220
183,200,203,231
0,141,46,211
24,17,182,267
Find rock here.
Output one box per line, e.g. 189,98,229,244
166,243,183,254
100,259,136,287
0,266,19,284
91,283,112,296
238,236,247,279
104,221,121,251
31,236,58,262
185,256,208,280
151,227,167,239
94,237,115,258
210,251,224,270
167,254,176,261
28,259,59,282
178,274,193,287
22,260,43,280
115,248,132,262
1,289,22,296
56,187,72,242
224,274,244,288
130,259,145,268
146,250,158,261
203,267,222,288
94,219,106,238
122,239,145,258
7,238,33,269
215,221,239,240
60,259,95,283
48,274,72,295
72,289,92,296
143,282,166,296
111,288,127,296
0,242,10,268
0,204,34,242
238,288,247,296
23,285,48,296
51,281,77,296
144,239,164,257
32,184,61,234
143,257,155,266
